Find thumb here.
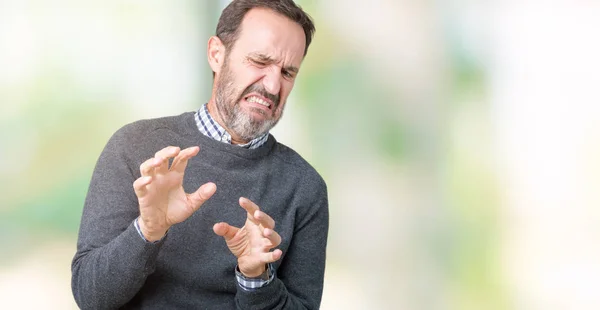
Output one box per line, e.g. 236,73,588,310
188,182,216,211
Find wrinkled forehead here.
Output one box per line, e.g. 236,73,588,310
234,8,306,66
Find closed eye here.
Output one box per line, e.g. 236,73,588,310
251,59,267,67
282,70,294,79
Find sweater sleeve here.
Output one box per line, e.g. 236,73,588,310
71,126,164,309
234,181,329,310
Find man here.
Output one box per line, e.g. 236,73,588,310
71,1,328,309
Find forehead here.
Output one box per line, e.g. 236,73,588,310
233,8,306,65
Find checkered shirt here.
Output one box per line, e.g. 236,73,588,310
235,264,276,291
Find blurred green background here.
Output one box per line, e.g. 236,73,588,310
1,1,599,309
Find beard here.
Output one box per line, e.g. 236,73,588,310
214,60,282,142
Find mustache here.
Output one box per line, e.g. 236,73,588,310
240,83,280,108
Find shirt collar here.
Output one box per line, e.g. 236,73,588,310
194,103,269,149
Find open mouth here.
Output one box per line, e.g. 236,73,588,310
244,94,273,112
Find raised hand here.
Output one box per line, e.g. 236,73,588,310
133,146,216,241
213,197,283,277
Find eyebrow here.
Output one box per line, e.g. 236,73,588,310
249,52,299,73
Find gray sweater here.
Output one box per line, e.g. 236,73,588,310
71,112,328,309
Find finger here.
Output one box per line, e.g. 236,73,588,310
154,145,181,159
154,146,181,174
213,222,239,241
239,197,260,224
170,146,200,174
254,210,275,230
187,182,216,211
140,157,160,177
170,146,198,171
259,249,283,264
133,176,153,197
263,228,282,247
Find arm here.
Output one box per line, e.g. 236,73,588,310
71,128,160,309
71,128,215,309
214,186,329,310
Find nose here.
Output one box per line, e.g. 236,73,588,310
262,69,281,96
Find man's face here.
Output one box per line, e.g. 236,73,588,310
213,8,306,142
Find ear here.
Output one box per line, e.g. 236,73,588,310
207,36,225,75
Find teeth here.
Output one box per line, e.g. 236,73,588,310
247,96,270,107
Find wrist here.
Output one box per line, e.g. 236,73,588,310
137,218,169,242
239,264,267,278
